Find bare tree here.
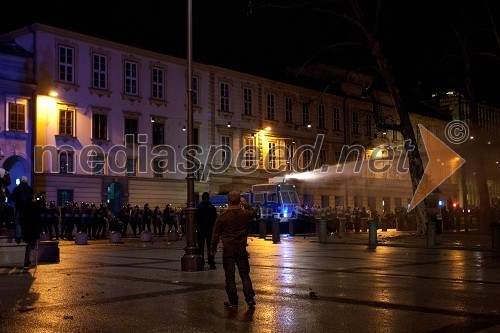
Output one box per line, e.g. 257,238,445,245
345,0,429,233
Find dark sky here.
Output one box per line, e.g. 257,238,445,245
2,0,500,105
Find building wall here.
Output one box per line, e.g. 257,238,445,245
0,24,462,216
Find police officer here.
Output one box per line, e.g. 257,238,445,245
80,202,90,234
73,201,82,233
88,203,97,238
47,200,60,240
61,201,74,240
161,204,170,237
153,205,162,236
131,205,140,237
142,203,152,233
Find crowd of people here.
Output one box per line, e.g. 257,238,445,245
0,197,183,242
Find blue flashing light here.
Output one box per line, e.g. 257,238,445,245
439,200,443,206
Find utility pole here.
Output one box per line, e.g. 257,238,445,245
181,0,203,271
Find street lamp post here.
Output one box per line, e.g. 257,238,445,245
181,0,203,271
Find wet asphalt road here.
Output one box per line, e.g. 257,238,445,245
1,234,500,333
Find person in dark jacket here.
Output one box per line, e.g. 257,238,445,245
10,176,38,270
0,168,11,228
210,191,256,308
196,192,218,269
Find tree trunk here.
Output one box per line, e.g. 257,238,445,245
350,0,429,233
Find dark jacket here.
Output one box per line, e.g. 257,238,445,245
210,203,255,254
196,200,217,233
10,182,38,242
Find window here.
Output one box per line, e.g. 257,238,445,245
192,76,199,107
366,114,372,136
285,97,293,123
152,158,164,178
268,142,276,169
352,111,359,134
333,107,340,131
151,66,164,100
302,103,310,126
285,143,294,171
243,88,252,116
354,196,362,208
368,197,376,210
124,118,138,145
303,150,312,171
335,151,341,163
318,105,325,128
59,109,74,136
92,114,107,140
321,195,330,208
303,194,314,207
266,93,275,120
126,158,136,176
59,151,74,173
395,197,402,208
89,155,105,175
57,189,73,207
221,135,231,165
58,45,74,83
220,82,229,112
124,61,138,95
8,102,25,132
152,121,164,145
243,137,255,167
319,149,326,167
92,53,107,89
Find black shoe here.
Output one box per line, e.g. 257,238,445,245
224,301,238,308
246,299,256,307
210,265,217,270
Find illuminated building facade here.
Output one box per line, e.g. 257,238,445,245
0,24,462,215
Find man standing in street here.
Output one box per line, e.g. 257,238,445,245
210,191,256,308
196,192,218,269
10,176,37,270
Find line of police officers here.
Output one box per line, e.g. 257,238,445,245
36,199,179,241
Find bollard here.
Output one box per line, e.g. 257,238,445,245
338,218,346,238
168,230,180,241
110,231,122,243
259,219,266,239
38,240,60,262
272,218,280,244
491,223,500,250
140,231,152,242
318,219,327,244
75,232,88,245
288,220,295,236
426,220,437,247
368,219,377,248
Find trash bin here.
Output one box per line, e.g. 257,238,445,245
318,219,327,244
426,220,437,247
368,219,377,248
272,218,280,244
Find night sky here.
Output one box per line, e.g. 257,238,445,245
1,0,500,106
